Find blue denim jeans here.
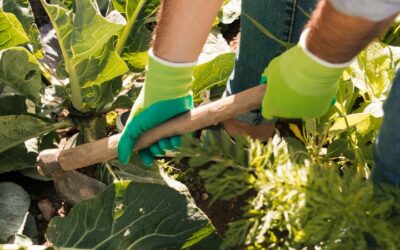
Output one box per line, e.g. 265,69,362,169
227,0,400,187
372,72,400,186
227,0,317,124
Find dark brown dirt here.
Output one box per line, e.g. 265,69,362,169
175,160,247,237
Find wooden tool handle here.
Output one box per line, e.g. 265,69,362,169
58,85,266,171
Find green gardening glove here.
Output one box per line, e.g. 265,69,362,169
262,30,349,119
118,50,195,166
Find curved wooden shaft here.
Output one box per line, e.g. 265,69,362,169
58,85,266,171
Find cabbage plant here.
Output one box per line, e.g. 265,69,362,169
0,0,235,248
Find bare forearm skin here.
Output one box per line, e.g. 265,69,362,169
306,0,397,64
153,0,223,63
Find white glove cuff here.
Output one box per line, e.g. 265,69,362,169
148,49,197,68
299,28,354,69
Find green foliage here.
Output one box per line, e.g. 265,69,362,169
177,131,251,205
0,144,37,174
115,0,160,72
0,96,27,116
174,40,400,249
287,42,399,176
0,115,71,153
177,132,400,249
0,48,42,103
380,18,400,46
192,53,235,102
0,8,29,50
41,0,129,111
46,180,218,249
0,0,42,56
0,0,161,169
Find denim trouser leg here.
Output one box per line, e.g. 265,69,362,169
226,0,316,124
372,72,400,186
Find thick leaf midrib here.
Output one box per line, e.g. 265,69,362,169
41,1,84,111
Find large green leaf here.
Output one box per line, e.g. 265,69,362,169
192,53,235,101
41,0,129,111
1,135,58,177
0,144,36,174
116,0,159,72
0,115,72,153
0,139,38,174
1,0,32,32
112,0,125,13
0,96,27,115
0,48,43,103
112,0,159,22
110,156,166,184
0,8,29,50
0,0,43,56
119,25,151,72
0,182,30,243
46,181,216,249
126,0,159,19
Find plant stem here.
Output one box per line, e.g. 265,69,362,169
56,118,75,130
116,0,147,55
384,23,400,45
338,88,368,176
40,0,85,111
105,162,120,182
66,60,84,111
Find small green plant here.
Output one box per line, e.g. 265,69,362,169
176,131,400,249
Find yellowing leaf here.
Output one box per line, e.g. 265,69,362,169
289,123,305,143
329,113,372,133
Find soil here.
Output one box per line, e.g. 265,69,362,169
176,160,248,236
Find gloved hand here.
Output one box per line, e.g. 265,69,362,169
261,29,351,119
118,50,195,166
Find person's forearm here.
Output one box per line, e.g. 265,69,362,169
153,0,223,63
306,0,397,64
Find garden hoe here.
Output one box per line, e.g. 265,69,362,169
37,85,266,203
